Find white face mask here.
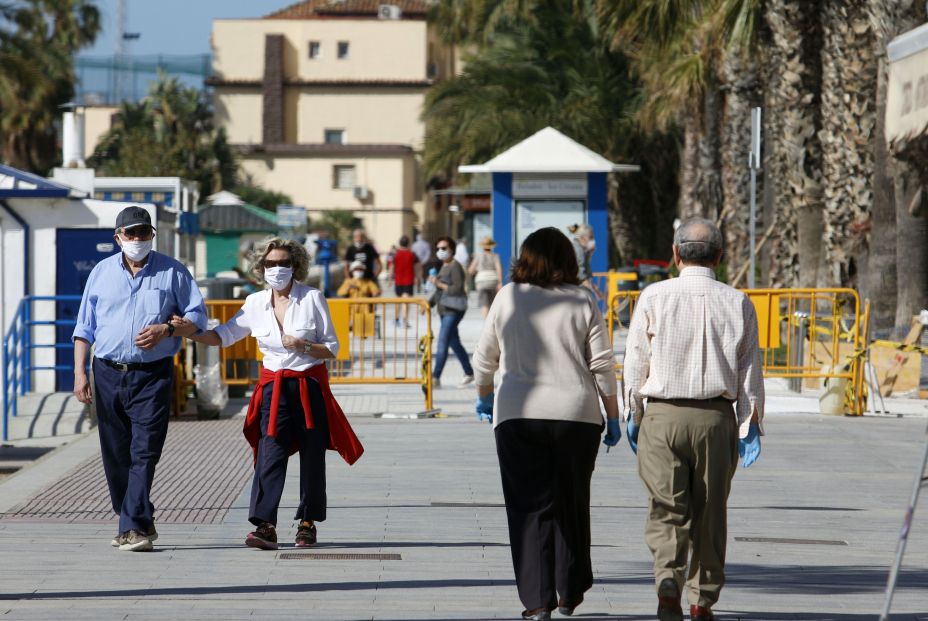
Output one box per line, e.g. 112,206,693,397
121,239,152,262
264,266,293,290
436,249,450,261
352,271,365,279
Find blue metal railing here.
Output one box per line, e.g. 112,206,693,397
2,295,81,441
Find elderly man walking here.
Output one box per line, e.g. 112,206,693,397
72,206,208,552
623,217,764,621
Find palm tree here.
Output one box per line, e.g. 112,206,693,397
0,0,100,172
89,75,237,194
424,0,680,263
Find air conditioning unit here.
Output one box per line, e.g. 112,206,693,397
353,185,369,200
378,4,402,19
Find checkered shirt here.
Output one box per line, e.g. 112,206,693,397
622,266,765,438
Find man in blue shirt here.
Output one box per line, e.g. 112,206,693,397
72,206,207,552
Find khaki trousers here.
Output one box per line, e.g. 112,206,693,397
637,398,738,608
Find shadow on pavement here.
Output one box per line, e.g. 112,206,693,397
2,565,925,601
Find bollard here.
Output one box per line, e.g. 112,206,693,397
789,312,808,393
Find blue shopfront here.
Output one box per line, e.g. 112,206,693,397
459,127,638,278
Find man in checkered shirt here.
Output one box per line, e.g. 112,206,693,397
623,217,764,621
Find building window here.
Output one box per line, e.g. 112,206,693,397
324,129,346,145
308,41,321,59
333,165,356,189
337,41,349,59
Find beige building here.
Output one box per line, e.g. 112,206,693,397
209,0,454,250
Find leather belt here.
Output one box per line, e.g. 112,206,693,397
98,357,168,372
649,396,734,406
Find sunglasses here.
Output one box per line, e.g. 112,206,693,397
263,259,292,268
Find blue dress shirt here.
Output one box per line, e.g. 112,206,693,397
72,251,208,363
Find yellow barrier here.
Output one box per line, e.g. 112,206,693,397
606,287,866,416
176,298,434,413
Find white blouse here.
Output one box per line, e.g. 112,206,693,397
214,281,339,372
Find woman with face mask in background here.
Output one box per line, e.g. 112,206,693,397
429,236,474,388
170,238,363,550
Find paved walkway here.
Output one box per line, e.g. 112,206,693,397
0,303,927,620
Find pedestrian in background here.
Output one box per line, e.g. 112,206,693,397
172,237,363,550
472,227,621,621
467,235,503,317
391,235,420,327
343,228,381,280
454,236,470,269
72,206,208,552
430,236,474,388
338,259,382,338
623,217,764,621
569,224,599,298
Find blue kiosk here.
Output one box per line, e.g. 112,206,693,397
459,126,639,279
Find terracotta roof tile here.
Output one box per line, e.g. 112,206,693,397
265,0,429,19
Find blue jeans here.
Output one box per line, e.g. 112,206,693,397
432,311,473,379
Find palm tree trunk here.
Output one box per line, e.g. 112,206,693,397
679,118,700,219
694,71,724,220
720,52,762,282
819,0,877,286
764,0,824,288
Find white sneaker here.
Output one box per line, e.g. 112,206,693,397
118,529,153,552
458,375,475,387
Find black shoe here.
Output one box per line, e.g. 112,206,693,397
295,520,317,547
245,522,278,550
557,595,583,616
657,578,683,621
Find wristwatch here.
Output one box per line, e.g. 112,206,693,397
303,341,314,354
165,322,175,337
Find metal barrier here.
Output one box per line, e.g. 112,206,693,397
183,297,434,412
606,287,867,416
2,295,81,441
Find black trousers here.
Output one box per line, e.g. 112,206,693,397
249,376,330,526
92,357,173,534
495,418,601,611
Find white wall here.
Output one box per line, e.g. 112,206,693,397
1,198,156,392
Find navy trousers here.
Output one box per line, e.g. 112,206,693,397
92,357,173,534
249,376,329,526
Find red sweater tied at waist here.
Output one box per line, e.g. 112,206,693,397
244,364,364,466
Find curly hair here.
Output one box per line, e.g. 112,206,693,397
248,237,310,284
510,227,580,287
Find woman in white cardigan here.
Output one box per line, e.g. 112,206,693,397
473,227,621,621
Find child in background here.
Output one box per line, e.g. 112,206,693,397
337,260,381,338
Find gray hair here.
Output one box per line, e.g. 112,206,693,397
673,217,723,265
248,237,310,283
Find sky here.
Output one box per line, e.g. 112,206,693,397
81,0,297,57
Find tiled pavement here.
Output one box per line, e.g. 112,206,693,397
0,303,927,619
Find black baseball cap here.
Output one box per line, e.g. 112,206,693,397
115,206,156,231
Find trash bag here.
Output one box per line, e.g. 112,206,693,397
195,362,228,415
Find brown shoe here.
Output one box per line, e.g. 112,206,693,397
657,578,683,621
245,522,278,550
690,605,714,621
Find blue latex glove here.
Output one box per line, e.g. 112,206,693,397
738,423,761,467
603,418,621,447
626,418,639,454
475,392,494,423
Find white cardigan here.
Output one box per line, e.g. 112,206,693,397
473,283,617,429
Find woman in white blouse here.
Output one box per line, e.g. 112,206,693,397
472,227,621,621
172,238,362,550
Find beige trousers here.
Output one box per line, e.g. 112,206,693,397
637,398,738,608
